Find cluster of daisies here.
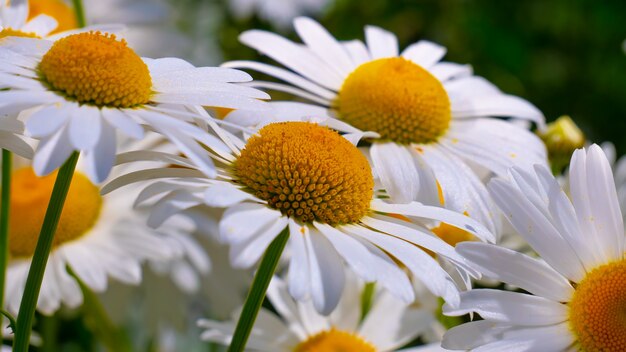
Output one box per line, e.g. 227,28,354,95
0,1,624,351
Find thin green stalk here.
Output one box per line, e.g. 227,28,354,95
71,0,87,28
72,268,132,352
12,152,80,352
0,149,12,311
227,229,289,352
360,282,376,321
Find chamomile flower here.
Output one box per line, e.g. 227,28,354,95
199,274,438,351
224,17,547,234
442,144,626,351
105,121,493,314
0,31,268,183
4,154,173,315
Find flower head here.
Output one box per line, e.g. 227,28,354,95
223,17,548,237
0,32,268,182
105,121,493,314
443,145,625,351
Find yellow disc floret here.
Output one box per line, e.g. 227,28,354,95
28,0,78,33
336,57,451,145
569,259,626,351
293,329,377,352
234,122,374,225
0,28,40,39
39,32,152,108
9,167,103,258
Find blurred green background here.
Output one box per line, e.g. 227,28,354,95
195,0,626,154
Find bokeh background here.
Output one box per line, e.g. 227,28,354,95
10,0,626,350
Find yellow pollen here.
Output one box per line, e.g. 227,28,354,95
234,122,374,225
336,57,451,145
28,0,78,34
0,28,40,39
9,167,103,258
569,259,626,351
293,329,377,352
38,32,152,108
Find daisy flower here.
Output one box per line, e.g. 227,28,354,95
105,121,493,314
442,144,626,351
4,153,174,315
224,17,547,234
199,273,440,351
0,30,268,183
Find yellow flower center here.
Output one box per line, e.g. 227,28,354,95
9,167,103,258
336,57,451,145
234,122,374,225
28,0,77,34
293,329,377,352
38,32,152,108
0,28,40,39
569,259,626,351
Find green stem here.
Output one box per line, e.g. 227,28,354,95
360,282,376,321
12,152,80,352
71,0,87,28
0,149,12,311
227,229,289,352
72,268,132,352
40,314,58,352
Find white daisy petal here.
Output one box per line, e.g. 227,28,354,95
20,14,58,37
223,60,337,101
239,29,344,90
102,108,144,140
578,145,625,260
418,144,500,236
456,242,574,302
451,94,545,128
220,203,282,245
25,104,71,138
401,40,446,69
33,128,75,176
444,118,547,176
287,219,312,302
204,182,257,208
84,121,117,183
444,290,568,326
293,17,355,76
365,25,399,59
370,142,422,204
0,131,33,158
342,39,371,67
429,62,473,82
69,106,102,151
443,320,510,351
360,291,435,350
229,217,288,269
488,178,586,281
370,200,495,243
313,222,378,282
305,229,345,315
